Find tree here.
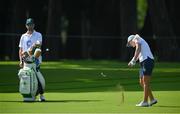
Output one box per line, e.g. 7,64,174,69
89,0,121,59
7,0,27,60
119,0,137,61
147,0,178,61
46,0,63,60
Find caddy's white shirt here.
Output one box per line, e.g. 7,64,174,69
133,37,154,62
19,30,42,63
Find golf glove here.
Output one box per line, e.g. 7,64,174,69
129,57,136,66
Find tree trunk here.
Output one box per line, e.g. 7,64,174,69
140,9,156,56
81,11,91,59
8,0,27,60
119,0,137,61
147,0,178,61
46,0,62,60
90,0,120,59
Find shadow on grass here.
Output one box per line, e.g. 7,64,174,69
0,100,102,103
0,62,180,93
155,105,180,108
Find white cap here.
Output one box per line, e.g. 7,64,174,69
126,35,135,47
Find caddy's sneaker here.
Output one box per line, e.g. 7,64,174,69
39,95,46,102
150,99,157,106
136,101,149,107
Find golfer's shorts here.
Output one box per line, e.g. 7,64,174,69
139,57,154,77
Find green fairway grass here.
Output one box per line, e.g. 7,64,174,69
0,60,180,113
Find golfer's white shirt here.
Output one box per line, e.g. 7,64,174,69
133,37,154,62
19,30,42,63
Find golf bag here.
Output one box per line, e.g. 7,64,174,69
18,56,38,102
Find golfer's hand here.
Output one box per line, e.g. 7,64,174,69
128,62,134,67
128,58,136,67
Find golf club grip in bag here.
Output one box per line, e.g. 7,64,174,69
18,66,38,99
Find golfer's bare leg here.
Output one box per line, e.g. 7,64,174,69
140,77,154,101
143,76,151,102
148,87,154,101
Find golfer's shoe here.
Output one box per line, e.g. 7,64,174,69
150,99,157,106
136,101,149,107
39,95,46,102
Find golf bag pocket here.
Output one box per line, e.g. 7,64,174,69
19,75,31,94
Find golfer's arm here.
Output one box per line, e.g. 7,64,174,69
133,43,141,61
19,48,23,62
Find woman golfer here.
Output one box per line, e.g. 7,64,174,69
127,34,157,107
